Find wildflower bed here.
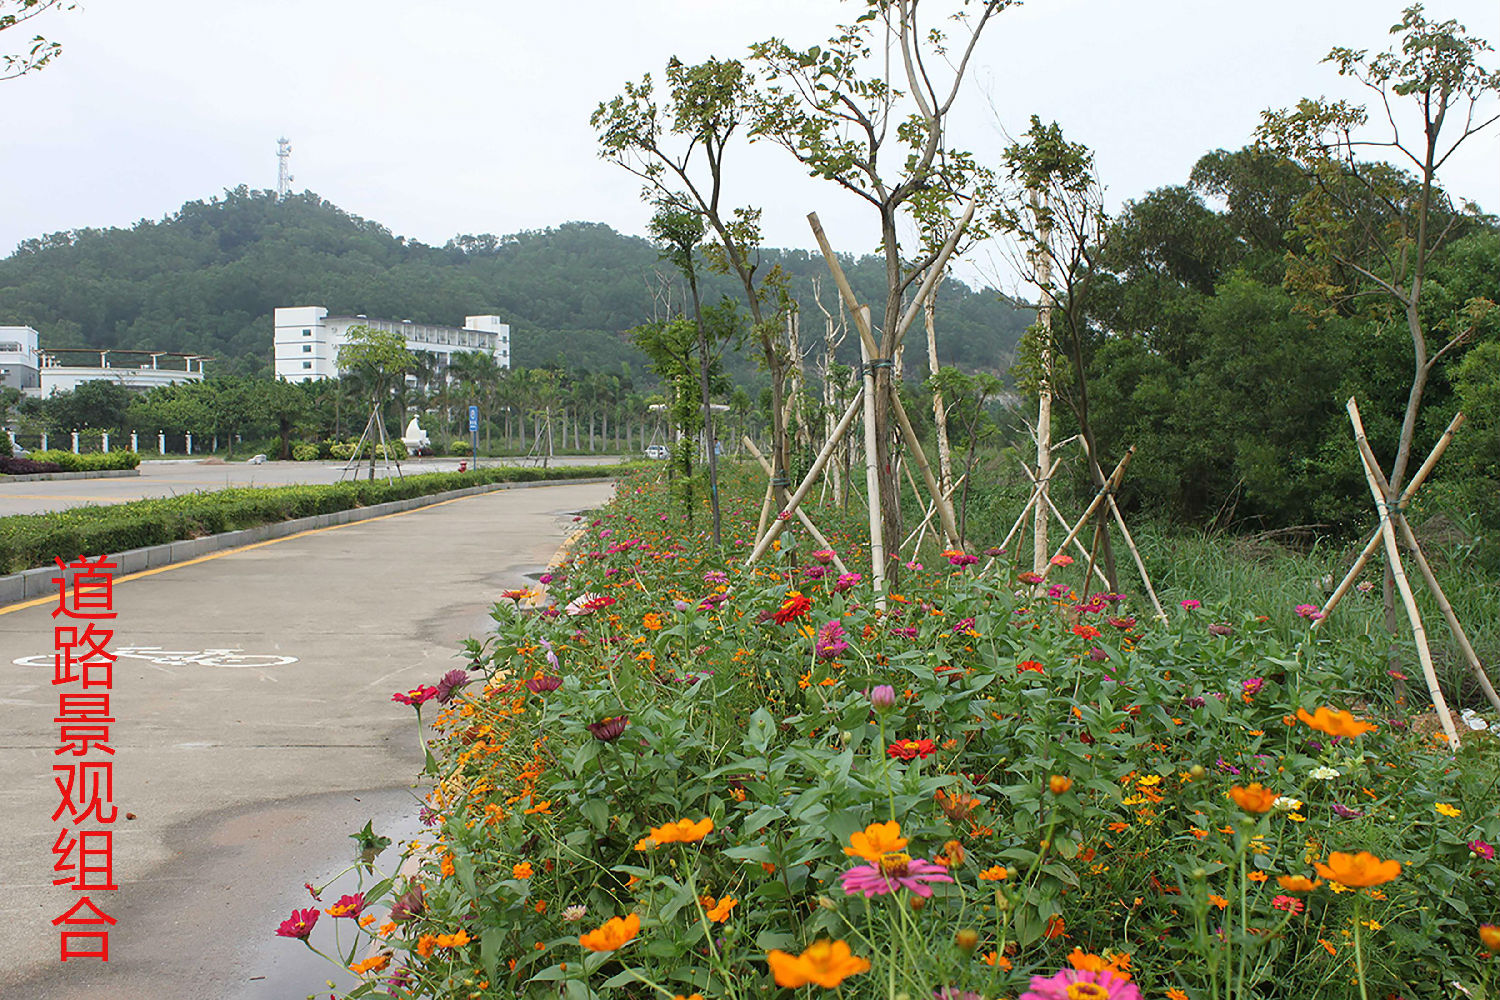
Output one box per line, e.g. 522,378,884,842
282,471,1500,1000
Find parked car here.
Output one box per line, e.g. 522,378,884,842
645,444,670,460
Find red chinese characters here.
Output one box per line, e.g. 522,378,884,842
50,555,118,962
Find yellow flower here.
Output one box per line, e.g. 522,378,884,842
1435,802,1461,818
845,821,907,863
766,939,871,988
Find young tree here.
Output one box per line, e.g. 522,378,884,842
336,325,414,476
994,116,1121,588
649,205,727,546
593,55,795,515
1257,4,1499,674
749,0,1009,573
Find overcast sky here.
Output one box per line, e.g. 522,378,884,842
3,0,1497,294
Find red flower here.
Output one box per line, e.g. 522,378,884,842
276,907,320,940
773,591,812,624
887,738,938,761
392,685,439,706
1017,660,1045,674
1072,624,1101,640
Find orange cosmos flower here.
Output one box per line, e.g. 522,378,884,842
766,939,871,988
1067,948,1132,981
1296,706,1377,738
983,951,1013,969
1229,783,1279,814
844,821,908,863
1480,924,1500,955
579,912,641,952
642,612,663,631
647,817,714,845
1277,874,1322,892
706,896,737,923
350,953,392,974
978,864,1009,881
512,862,534,879
1049,775,1073,794
1043,915,1067,939
1312,851,1401,888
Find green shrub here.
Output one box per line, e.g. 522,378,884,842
29,450,141,472
291,442,320,462
450,439,473,456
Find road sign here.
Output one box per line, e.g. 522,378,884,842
468,405,479,432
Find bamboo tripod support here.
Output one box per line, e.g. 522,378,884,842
1036,448,1134,586
741,436,853,580
1344,399,1463,747
1078,438,1167,622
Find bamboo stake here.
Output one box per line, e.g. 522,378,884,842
890,390,963,548
1347,398,1460,748
1315,411,1465,624
1000,455,1059,554
901,475,965,551
1038,448,1134,585
744,386,865,568
742,436,854,580
1077,437,1167,621
858,319,886,603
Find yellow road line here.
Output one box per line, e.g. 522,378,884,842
0,494,131,503
0,492,483,616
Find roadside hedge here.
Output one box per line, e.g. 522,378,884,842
24,450,143,472
0,464,626,574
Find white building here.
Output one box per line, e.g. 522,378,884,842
32,351,207,395
0,325,42,390
273,306,511,383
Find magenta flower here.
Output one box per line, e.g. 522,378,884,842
1019,968,1140,1000
525,675,563,694
434,669,471,704
1295,603,1326,621
1047,584,1071,599
815,620,850,660
275,907,320,940
1242,677,1264,698
832,572,863,593
947,552,978,566
388,884,426,922
391,685,439,707
868,685,896,712
811,549,837,564
1469,839,1495,860
587,716,629,742
703,570,728,584
1180,599,1201,610
840,855,953,898
984,546,1004,557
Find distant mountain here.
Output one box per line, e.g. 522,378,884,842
0,187,1029,381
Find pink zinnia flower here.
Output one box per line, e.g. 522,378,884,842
1272,895,1304,914
840,855,954,898
1469,839,1495,860
276,907,320,940
1295,603,1325,620
815,620,849,660
811,549,836,564
832,572,863,593
325,892,365,918
1180,599,1201,610
1018,967,1140,1000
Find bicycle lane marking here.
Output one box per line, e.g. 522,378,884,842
0,489,500,618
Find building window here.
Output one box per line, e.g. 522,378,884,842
302,329,312,336
302,361,312,370
302,345,312,353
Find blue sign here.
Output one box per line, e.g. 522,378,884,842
468,405,479,432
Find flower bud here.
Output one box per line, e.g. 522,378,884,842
1189,764,1207,780
955,928,979,952
869,684,896,712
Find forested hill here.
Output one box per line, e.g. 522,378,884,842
0,187,1028,379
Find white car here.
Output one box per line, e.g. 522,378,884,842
644,444,670,460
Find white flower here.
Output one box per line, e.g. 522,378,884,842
1273,795,1303,812
562,905,588,923
1460,709,1488,731
565,592,603,616
1310,766,1341,780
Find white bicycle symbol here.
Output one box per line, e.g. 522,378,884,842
12,646,299,669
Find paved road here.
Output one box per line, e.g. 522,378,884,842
0,455,623,517
0,479,614,998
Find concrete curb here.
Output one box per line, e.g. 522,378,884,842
0,468,141,483
0,476,614,609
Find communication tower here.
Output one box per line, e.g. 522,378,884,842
277,137,293,199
